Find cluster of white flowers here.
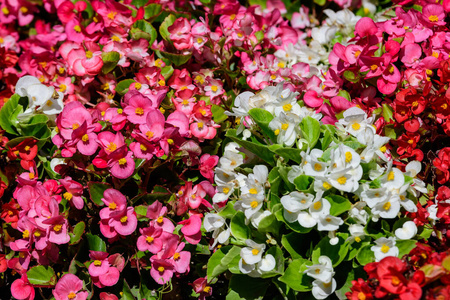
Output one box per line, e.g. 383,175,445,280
275,9,362,72
304,256,337,299
227,82,321,146
238,239,276,277
15,75,64,118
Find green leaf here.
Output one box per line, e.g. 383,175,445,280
325,194,352,216
230,212,250,243
212,104,228,123
144,3,162,20
271,147,302,164
227,275,269,300
86,233,106,252
69,221,85,245
281,232,308,259
338,90,351,101
300,116,320,148
0,94,22,134
320,124,337,151
130,20,157,45
121,279,136,300
101,51,120,74
257,213,281,235
88,182,111,206
278,258,313,292
382,103,394,122
312,234,349,267
159,14,176,42
356,244,375,265
159,51,192,66
218,201,237,219
17,114,50,139
314,0,326,5
131,0,147,8
116,79,136,95
207,245,241,281
27,265,57,287
161,65,174,80
225,129,275,165
248,108,276,141
293,175,314,191
397,239,417,257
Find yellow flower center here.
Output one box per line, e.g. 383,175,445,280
313,201,322,210
158,79,165,86
383,201,391,211
34,231,41,237
135,107,144,115
197,122,204,129
68,292,77,299
197,37,203,44
118,158,127,165
354,50,361,58
323,182,332,189
120,216,128,223
352,123,361,130
274,129,280,136
211,85,218,92
283,104,292,111
146,131,154,139
2,7,9,14
72,123,80,130
345,151,352,163
157,266,165,272
314,163,322,171
107,143,117,152
270,74,277,80
387,171,395,181
203,286,211,293
249,188,258,194
391,276,401,286
355,236,361,243
94,260,102,266
167,139,174,145
281,123,289,130
23,230,30,239
370,64,378,71
135,82,142,90
74,25,81,32
85,51,93,59
59,84,67,92
53,224,62,232
157,216,164,224
250,201,258,209
107,11,117,20
428,15,439,22
337,176,347,185
173,252,181,260
109,203,117,210
140,144,147,151
223,187,230,194
63,192,73,201
146,236,154,243
251,249,259,255
29,173,35,179
381,244,390,253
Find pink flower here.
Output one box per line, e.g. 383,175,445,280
123,90,153,124
179,214,202,245
168,18,193,51
199,154,219,182
355,17,379,37
150,258,174,284
11,273,35,300
108,207,138,236
137,225,163,253
191,277,212,300
53,274,88,300
60,179,83,210
100,189,127,219
170,242,191,274
88,251,110,277
421,4,446,26
108,149,135,179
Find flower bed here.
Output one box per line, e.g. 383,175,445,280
1,0,450,299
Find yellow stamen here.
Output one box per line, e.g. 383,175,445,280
345,151,352,163
53,224,62,232
94,260,102,266
352,123,361,130
250,201,258,209
107,143,117,152
282,104,292,111
135,107,144,115
146,236,154,243
120,215,128,223
22,230,30,239
74,25,81,33
118,158,127,165
428,15,439,22
251,249,259,255
109,203,117,210
313,201,322,210
63,192,73,201
337,176,347,185
249,188,258,194
381,244,390,253
387,171,395,181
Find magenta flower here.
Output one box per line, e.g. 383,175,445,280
147,201,175,233
150,258,175,284
100,189,127,219
137,225,163,253
171,242,191,274
422,4,446,26
108,149,135,179
179,214,202,245
60,177,84,209
199,154,219,183
88,251,110,277
53,274,88,300
123,90,153,124
108,207,138,236
11,273,35,300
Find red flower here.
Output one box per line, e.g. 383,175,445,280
1,199,19,229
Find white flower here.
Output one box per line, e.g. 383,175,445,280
338,106,374,137
317,215,343,232
268,112,299,147
250,210,272,229
203,213,225,232
381,167,405,190
304,256,335,283
395,221,417,240
240,240,266,265
303,149,329,177
281,191,314,222
239,258,256,274
257,254,276,272
327,166,362,193
347,224,366,243
15,75,41,97
240,193,264,219
312,279,337,300
371,197,401,219
371,237,399,262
